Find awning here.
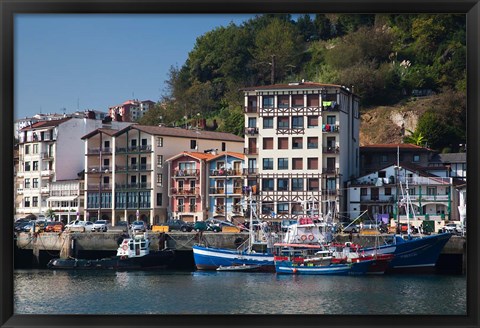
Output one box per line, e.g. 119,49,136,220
47,196,78,202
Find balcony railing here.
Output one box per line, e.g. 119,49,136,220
322,167,337,174
87,183,112,190
171,187,200,195
244,147,258,155
41,152,54,159
41,169,54,177
245,127,259,135
244,106,258,113
322,124,340,133
322,101,340,111
115,164,151,172
242,168,258,175
322,146,340,154
87,147,112,155
174,169,199,177
115,182,151,190
87,166,112,173
210,187,225,194
214,205,225,213
231,204,243,213
116,145,152,153
210,169,243,176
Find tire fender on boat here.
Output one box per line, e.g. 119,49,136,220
308,234,314,241
122,245,128,251
300,235,307,241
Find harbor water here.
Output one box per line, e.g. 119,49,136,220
14,269,466,315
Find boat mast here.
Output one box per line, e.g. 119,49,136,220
248,190,253,252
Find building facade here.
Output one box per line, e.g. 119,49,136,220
15,117,131,219
108,99,155,122
242,82,360,222
82,125,244,225
47,179,85,223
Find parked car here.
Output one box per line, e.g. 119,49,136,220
193,221,221,232
66,220,94,232
44,221,65,232
131,220,147,232
163,219,193,232
14,221,30,232
443,223,462,234
92,220,108,232
340,222,360,233
116,221,129,232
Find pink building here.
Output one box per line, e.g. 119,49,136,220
109,99,155,122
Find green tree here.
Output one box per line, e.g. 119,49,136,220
403,129,427,146
45,208,56,221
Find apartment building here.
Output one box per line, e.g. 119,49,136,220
15,117,131,219
108,99,155,122
82,125,244,225
206,152,245,222
47,179,85,223
242,81,360,222
347,162,455,229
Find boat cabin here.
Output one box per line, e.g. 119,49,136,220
116,234,151,258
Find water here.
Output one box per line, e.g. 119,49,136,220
14,269,466,315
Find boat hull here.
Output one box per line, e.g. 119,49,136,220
47,249,175,270
275,259,374,275
361,233,452,273
192,245,274,272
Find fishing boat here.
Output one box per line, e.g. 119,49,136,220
47,233,175,270
192,192,277,271
328,242,394,274
273,243,373,275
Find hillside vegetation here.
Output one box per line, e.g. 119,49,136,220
138,14,466,153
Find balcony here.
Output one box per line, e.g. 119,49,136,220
322,101,340,111
276,127,305,135
175,205,198,213
17,187,24,194
322,167,337,174
115,164,151,172
173,169,199,177
242,168,258,176
231,204,243,213
244,106,258,113
171,187,200,195
115,182,151,190
41,186,49,194
209,187,225,195
87,184,112,190
322,124,340,133
41,169,54,177
86,147,112,155
322,146,340,154
214,205,225,214
210,169,242,177
245,127,259,135
116,145,152,153
41,152,54,160
86,166,112,174
244,147,258,155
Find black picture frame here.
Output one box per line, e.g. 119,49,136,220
1,1,478,327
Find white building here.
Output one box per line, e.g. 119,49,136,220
15,117,131,218
82,125,244,225
242,81,360,222
47,179,85,223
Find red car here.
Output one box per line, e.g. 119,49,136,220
44,221,65,233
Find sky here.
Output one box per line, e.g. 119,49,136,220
14,14,256,120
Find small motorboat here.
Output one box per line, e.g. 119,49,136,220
216,264,262,272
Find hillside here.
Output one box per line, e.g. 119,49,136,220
359,95,440,146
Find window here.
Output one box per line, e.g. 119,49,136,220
24,178,30,189
157,174,163,186
277,178,289,191
103,158,110,167
326,178,336,191
221,142,226,152
25,145,30,154
262,178,274,191
292,178,304,191
263,158,273,170
33,161,39,171
156,193,162,206
413,154,420,162
277,117,289,129
427,187,436,195
104,140,110,149
32,196,38,207
378,171,386,178
248,117,257,128
292,95,303,107
156,137,163,147
103,176,110,185
308,178,319,191
190,140,197,150
278,95,289,108
262,203,274,215
326,115,336,125
307,137,318,149
277,203,289,214
32,178,38,188
292,158,303,170
263,117,273,129
307,94,319,106
263,138,273,150
278,138,288,150
24,162,30,172
278,158,288,170
360,188,368,196
292,116,303,128
307,116,318,128
24,197,30,208
32,144,38,154
131,139,137,147
292,137,303,149
384,187,392,196
262,96,274,108
307,157,318,170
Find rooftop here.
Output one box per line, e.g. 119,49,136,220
20,117,72,131
360,143,432,152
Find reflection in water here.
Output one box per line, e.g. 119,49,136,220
14,270,466,315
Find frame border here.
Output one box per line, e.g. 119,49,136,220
1,1,478,327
